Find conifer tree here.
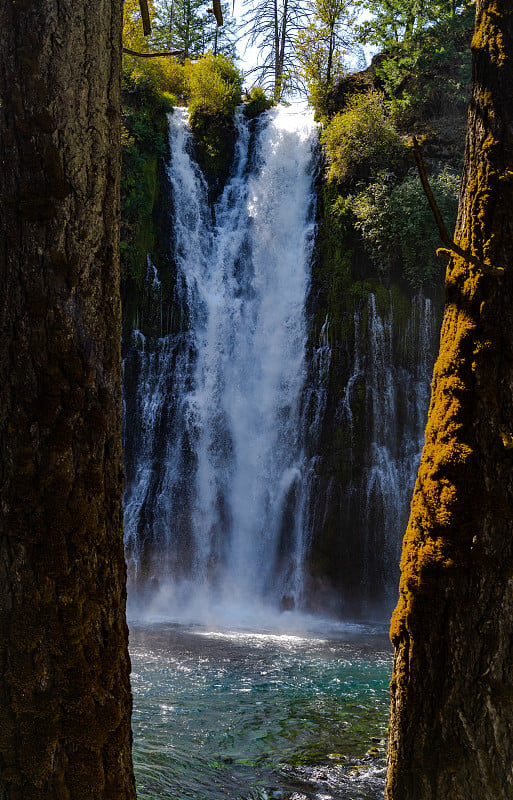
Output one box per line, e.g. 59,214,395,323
0,1,135,797
386,2,513,798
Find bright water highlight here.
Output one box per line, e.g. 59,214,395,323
131,623,392,800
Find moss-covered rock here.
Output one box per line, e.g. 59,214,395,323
189,109,237,200
120,81,176,335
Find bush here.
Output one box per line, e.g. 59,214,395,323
122,54,187,101
321,89,407,184
352,167,460,289
371,7,474,131
243,86,274,119
184,53,242,118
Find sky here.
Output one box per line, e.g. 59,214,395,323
230,0,373,91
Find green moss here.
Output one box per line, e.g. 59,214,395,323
189,109,236,184
390,283,411,329
120,83,173,295
121,151,159,288
371,280,391,319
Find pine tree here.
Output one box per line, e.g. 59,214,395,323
153,0,237,60
0,1,135,797
386,2,513,798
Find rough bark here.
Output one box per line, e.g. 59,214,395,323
386,3,513,798
0,1,136,798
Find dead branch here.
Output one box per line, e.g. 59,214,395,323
207,0,224,26
412,137,504,277
123,46,183,58
139,0,152,35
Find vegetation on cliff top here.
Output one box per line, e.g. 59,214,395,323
120,0,473,316
316,6,474,293
120,0,257,324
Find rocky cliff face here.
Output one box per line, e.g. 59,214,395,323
305,192,444,615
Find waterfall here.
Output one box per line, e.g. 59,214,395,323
123,103,441,623
123,105,319,620
306,289,438,616
362,292,435,598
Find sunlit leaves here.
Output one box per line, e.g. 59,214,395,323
295,0,355,109
321,89,406,183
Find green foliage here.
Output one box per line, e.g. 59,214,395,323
123,0,157,50
153,0,237,61
243,86,274,118
122,0,187,102
365,6,474,130
321,89,407,183
185,53,242,117
121,66,177,288
296,22,346,111
354,0,465,50
351,167,460,289
153,0,206,59
295,0,355,115
122,53,187,101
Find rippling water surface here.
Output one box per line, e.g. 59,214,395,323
130,620,392,800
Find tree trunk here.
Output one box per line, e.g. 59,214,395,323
326,27,334,87
386,2,513,798
0,2,136,798
278,0,288,97
273,0,281,100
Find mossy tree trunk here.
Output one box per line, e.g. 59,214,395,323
386,3,513,798
0,1,136,798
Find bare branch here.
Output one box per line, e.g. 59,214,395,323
123,46,183,58
207,0,224,26
412,137,504,277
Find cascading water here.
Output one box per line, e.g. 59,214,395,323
306,288,438,616
123,105,319,621
362,292,436,597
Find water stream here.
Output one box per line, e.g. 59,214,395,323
130,622,391,800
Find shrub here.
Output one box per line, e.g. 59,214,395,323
122,54,187,101
321,89,407,184
184,53,242,118
243,86,274,119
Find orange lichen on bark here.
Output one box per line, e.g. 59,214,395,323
472,2,513,66
390,300,480,646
